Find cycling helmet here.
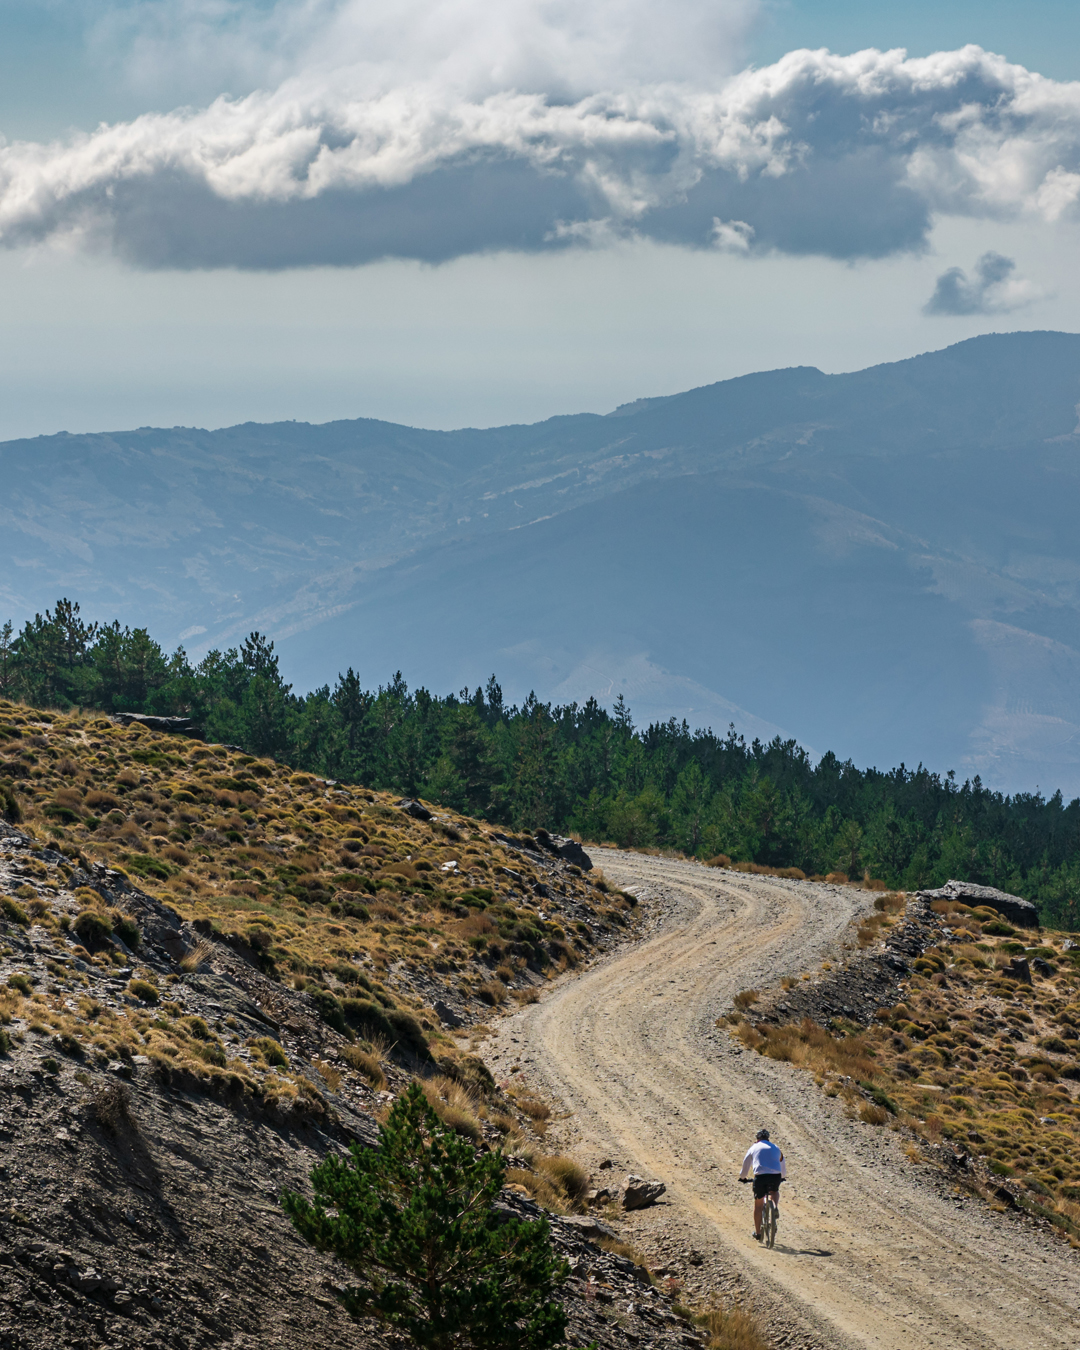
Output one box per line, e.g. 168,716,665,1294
756,1128,770,1141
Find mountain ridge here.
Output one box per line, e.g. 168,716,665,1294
7,329,1080,793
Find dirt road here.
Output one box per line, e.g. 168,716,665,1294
484,852,1079,1348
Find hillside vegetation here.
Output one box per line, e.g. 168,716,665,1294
731,899,1080,1240
4,602,1080,928
0,696,633,1088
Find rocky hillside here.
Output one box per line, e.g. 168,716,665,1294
732,886,1080,1244
0,701,718,1350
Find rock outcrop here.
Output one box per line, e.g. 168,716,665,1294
622,1175,667,1210
925,880,1039,928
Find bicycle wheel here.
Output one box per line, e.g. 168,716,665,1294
764,1198,778,1248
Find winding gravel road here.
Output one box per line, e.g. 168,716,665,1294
484,851,1078,1349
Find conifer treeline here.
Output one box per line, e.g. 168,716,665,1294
2,600,1078,927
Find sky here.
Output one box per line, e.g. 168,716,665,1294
0,0,1079,438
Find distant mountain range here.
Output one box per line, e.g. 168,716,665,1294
6,330,1080,796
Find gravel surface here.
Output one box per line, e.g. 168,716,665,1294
483,851,1080,1350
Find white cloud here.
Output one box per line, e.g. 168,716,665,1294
712,218,754,252
923,250,1042,315
2,37,1080,268
88,0,759,102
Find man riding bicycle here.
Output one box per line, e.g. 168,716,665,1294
739,1128,786,1241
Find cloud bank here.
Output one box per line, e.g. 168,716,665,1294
4,32,1080,268
924,251,1040,315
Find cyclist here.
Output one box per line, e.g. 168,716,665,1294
738,1128,786,1241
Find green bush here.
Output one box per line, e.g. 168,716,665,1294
0,782,23,824
311,988,349,1036
74,911,113,949
251,1035,289,1068
128,978,159,1005
282,1082,569,1350
1,896,29,927
111,914,141,950
126,853,176,881
7,972,32,995
42,1056,60,1075
0,1028,10,1055
343,997,394,1042
858,1080,899,1115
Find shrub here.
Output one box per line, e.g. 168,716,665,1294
89,1081,135,1132
73,911,113,950
128,978,159,1005
694,1301,769,1350
388,1009,431,1059
53,1031,84,1059
125,853,176,881
111,914,141,950
1039,1036,1070,1054
0,1028,10,1055
342,1043,386,1089
515,1095,552,1127
283,1083,569,1349
534,1155,589,1205
251,1036,289,1068
7,972,33,995
858,1081,898,1115
42,1056,61,1075
704,855,732,868
733,989,759,1010
0,896,29,927
344,997,394,1043
311,989,349,1036
419,1077,483,1141
0,783,22,824
858,1102,889,1126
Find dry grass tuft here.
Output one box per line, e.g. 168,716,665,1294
513,1092,552,1132
534,1154,589,1205
694,1301,769,1350
341,1042,387,1089
179,938,213,973
419,1075,483,1141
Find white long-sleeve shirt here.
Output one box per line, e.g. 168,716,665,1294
739,1140,787,1179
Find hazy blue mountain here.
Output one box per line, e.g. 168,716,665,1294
5,330,1080,794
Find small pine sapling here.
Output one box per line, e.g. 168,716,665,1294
282,1081,571,1350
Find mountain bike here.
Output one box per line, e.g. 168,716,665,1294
761,1192,779,1248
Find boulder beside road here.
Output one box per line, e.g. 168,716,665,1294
924,880,1039,928
622,1175,666,1210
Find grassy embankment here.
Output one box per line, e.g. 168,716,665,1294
725,896,1080,1241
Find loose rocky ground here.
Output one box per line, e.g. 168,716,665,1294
485,850,1080,1350
0,709,716,1350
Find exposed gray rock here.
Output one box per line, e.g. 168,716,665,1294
112,713,203,739
554,837,593,870
557,1214,617,1240
924,880,1039,928
1006,956,1032,985
397,798,432,821
433,999,464,1029
622,1175,666,1210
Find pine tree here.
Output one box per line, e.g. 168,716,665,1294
282,1082,570,1350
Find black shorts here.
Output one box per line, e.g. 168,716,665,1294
752,1174,784,1199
